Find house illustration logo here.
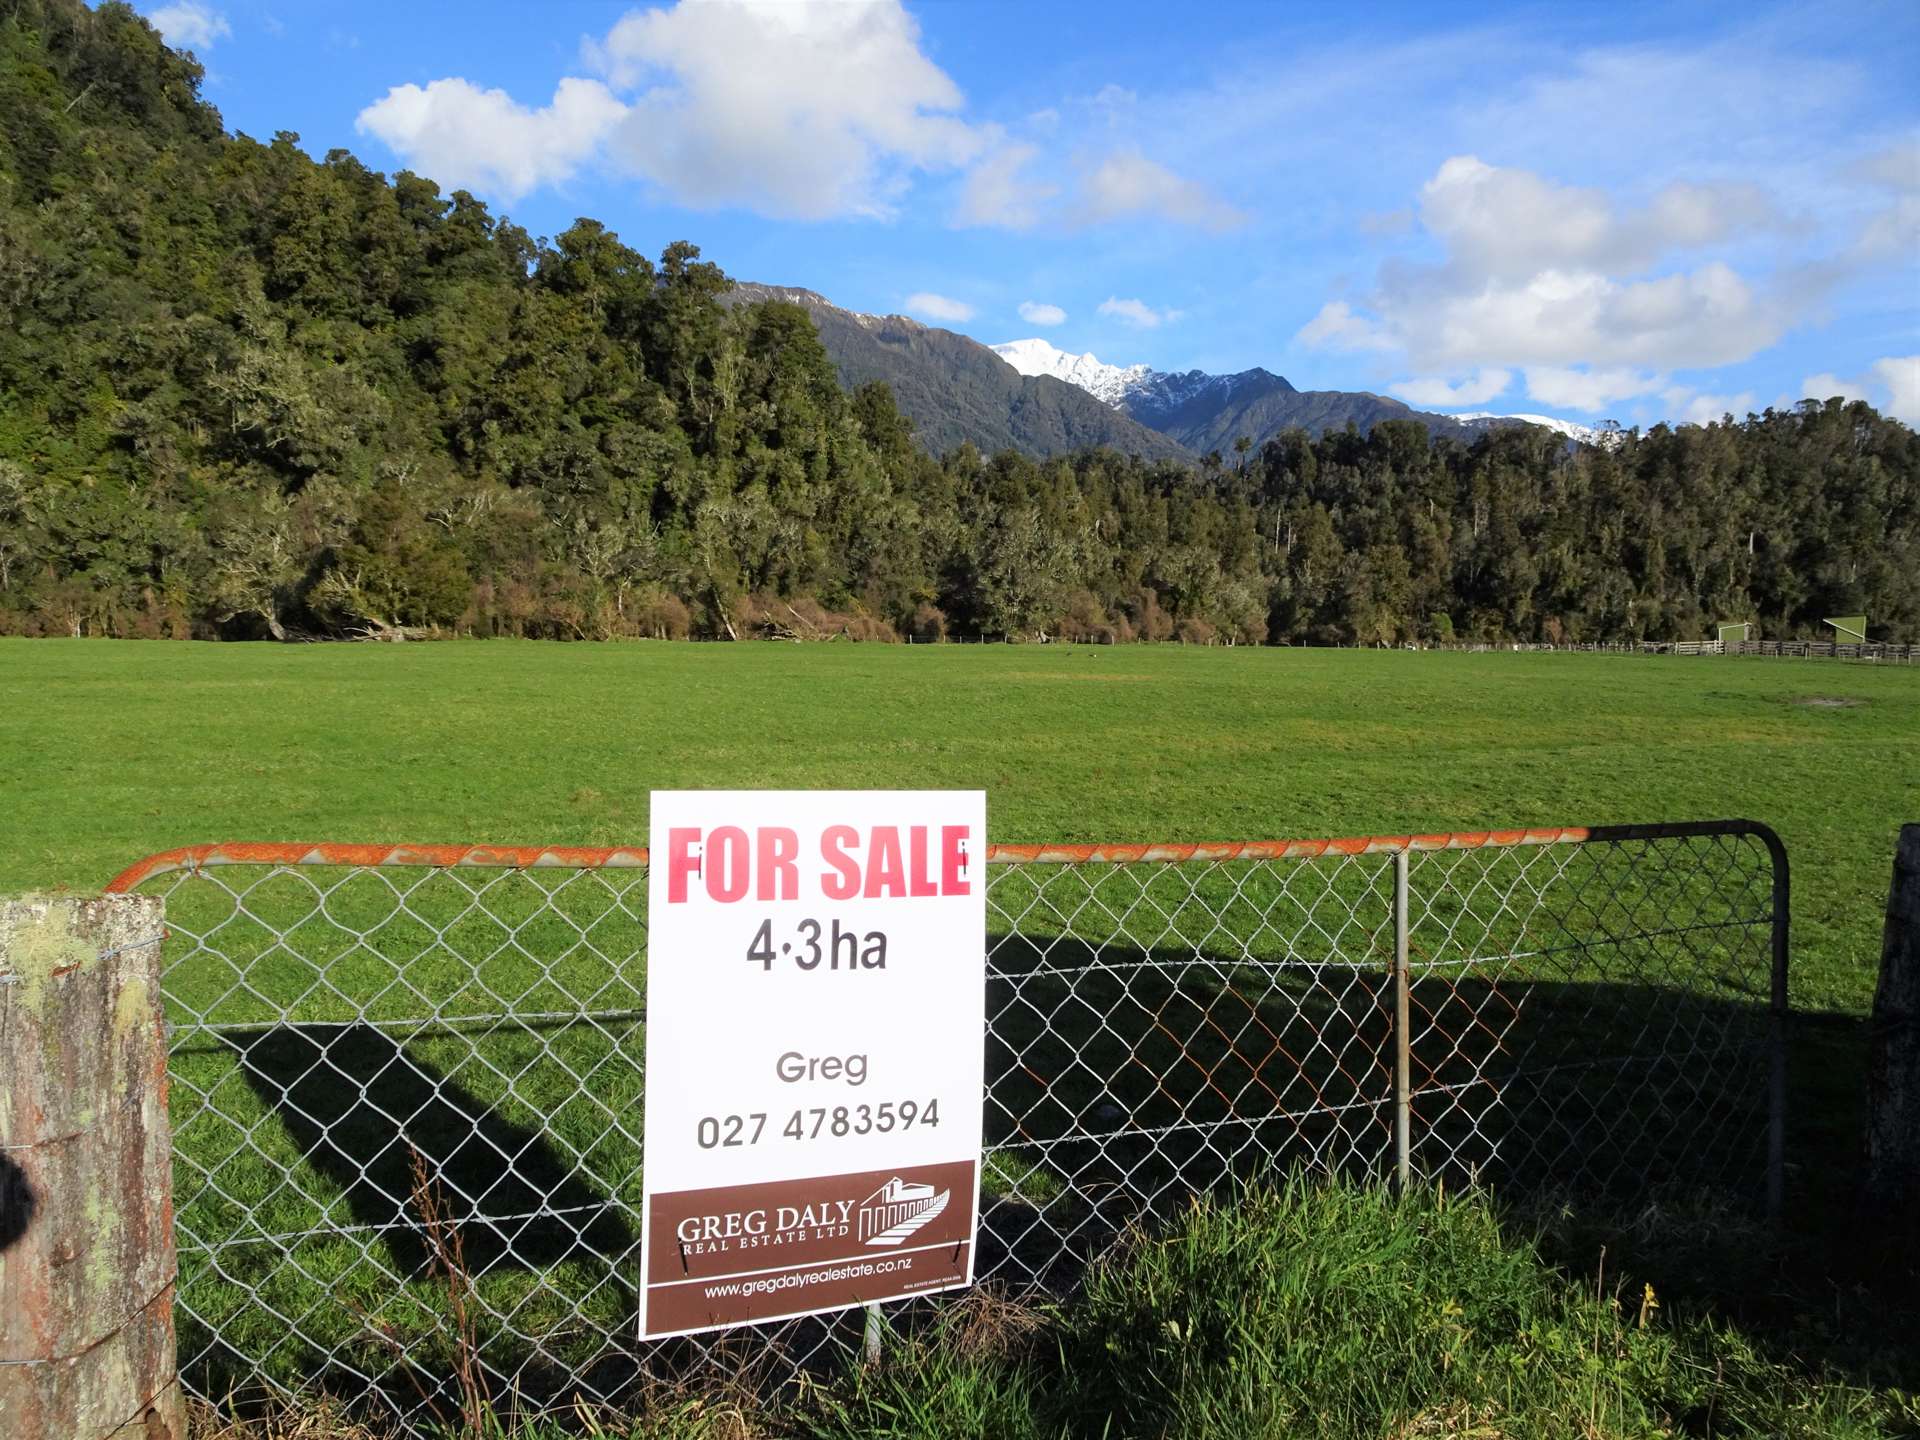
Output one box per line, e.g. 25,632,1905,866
856,1176,950,1247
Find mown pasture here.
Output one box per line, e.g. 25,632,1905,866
3,638,1912,1014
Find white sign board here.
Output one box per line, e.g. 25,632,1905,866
639,790,987,1338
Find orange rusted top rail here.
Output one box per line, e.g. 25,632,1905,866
103,828,1606,893
984,828,1591,865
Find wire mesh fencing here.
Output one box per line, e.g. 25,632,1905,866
107,820,1786,1429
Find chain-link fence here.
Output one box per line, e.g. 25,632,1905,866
106,820,1786,1429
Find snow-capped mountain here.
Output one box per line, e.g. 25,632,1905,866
1128,366,1292,421
1452,412,1623,447
989,339,1156,408
991,338,1299,426
991,336,1489,451
724,286,1191,461
994,338,1621,452
724,295,1622,460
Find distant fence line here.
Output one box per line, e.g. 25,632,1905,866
1435,639,1918,662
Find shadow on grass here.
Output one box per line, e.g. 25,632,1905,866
975,930,1779,1293
229,1023,634,1276
980,937,1920,1396
197,943,1908,1415
1510,1008,1920,1398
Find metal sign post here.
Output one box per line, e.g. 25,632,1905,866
638,790,987,1340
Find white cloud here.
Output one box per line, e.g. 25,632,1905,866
1873,355,1920,424
1018,301,1067,327
1524,366,1665,412
957,138,1240,234
1296,300,1394,353
1299,155,1796,376
1417,156,1777,282
588,0,982,220
356,78,626,202
1664,387,1756,426
1389,370,1511,407
355,3,1261,230
904,292,975,324
1074,150,1245,232
356,1,982,217
147,2,230,50
1098,297,1180,329
1799,372,1871,406
954,141,1056,230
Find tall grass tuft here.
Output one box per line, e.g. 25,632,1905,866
1067,1178,1681,1438
1062,1177,1903,1439
801,1286,1066,1440
806,1177,1908,1439
197,1177,1916,1438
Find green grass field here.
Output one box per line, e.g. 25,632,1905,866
4,639,1918,1434
4,637,1913,1012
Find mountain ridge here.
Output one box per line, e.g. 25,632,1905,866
726,286,1192,462
725,291,1615,462
991,335,1490,454
990,337,1300,419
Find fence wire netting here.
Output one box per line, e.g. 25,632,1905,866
115,824,1784,1429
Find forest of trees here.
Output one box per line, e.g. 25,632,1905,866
3,0,1917,646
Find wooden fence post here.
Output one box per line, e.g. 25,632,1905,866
0,895,181,1440
1866,825,1920,1217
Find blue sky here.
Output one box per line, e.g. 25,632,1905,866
150,0,1920,427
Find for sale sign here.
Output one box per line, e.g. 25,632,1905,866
639,791,987,1338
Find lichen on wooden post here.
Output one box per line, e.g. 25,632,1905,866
1866,824,1920,1220
0,895,183,1440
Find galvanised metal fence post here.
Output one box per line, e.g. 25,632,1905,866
1763,826,1791,1224
1393,848,1412,1193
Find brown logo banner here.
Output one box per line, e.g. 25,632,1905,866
643,1160,977,1335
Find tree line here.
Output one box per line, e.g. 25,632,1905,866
2,0,1915,645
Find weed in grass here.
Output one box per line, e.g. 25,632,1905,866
410,1147,492,1435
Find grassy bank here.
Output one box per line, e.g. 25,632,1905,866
190,1179,1915,1439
